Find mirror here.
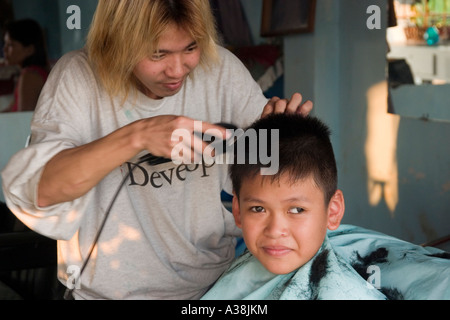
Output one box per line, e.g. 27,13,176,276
387,0,450,122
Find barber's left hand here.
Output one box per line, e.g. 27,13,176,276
261,93,313,118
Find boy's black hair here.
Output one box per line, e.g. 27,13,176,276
230,113,337,204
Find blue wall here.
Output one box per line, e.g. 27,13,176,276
12,0,97,60
284,0,450,244
0,112,33,202
11,0,60,60
1,1,97,201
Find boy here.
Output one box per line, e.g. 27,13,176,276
202,113,387,300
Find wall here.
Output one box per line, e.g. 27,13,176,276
12,0,97,60
1,1,97,201
239,0,265,45
284,0,341,153
11,0,60,60
285,0,450,244
57,0,98,55
0,112,33,202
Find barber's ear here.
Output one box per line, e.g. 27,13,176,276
232,192,242,228
327,189,345,230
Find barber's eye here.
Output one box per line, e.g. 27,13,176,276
186,45,198,53
151,52,165,61
250,206,265,213
288,207,305,214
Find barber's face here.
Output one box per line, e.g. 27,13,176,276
133,23,201,99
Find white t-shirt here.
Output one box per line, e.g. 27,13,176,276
1,46,268,299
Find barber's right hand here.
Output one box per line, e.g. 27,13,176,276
38,114,230,207
134,115,229,163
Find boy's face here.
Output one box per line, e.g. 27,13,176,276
233,173,344,275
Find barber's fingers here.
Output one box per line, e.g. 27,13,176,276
170,122,227,164
141,115,229,159
296,99,313,117
170,138,205,164
261,93,313,118
261,96,280,118
285,93,303,113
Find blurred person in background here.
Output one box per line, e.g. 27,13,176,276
2,19,49,112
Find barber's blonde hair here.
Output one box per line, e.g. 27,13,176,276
87,0,219,100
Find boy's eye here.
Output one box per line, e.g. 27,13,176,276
250,206,265,213
288,207,305,214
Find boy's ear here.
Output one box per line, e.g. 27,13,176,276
232,192,242,228
327,189,345,230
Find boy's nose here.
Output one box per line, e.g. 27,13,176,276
264,213,289,239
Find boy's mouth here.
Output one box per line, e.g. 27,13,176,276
262,246,292,257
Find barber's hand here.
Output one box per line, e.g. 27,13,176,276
137,115,228,163
261,93,313,118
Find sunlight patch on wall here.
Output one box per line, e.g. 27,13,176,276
365,81,400,216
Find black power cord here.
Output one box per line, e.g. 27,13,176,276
64,160,139,300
